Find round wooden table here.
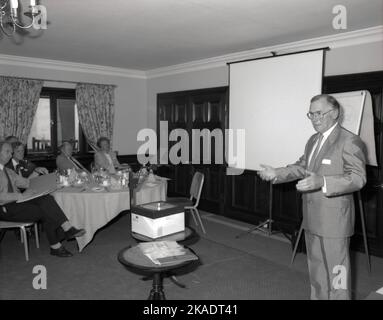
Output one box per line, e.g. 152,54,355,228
118,245,199,300
131,227,200,288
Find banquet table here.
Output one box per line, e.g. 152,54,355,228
53,186,130,252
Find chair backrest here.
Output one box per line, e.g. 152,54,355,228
32,138,50,151
189,171,204,206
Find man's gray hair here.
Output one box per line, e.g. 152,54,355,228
311,94,341,111
4,135,18,142
0,140,11,152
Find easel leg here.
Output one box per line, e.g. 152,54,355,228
357,191,371,274
290,222,304,266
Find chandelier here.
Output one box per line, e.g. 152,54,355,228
0,0,45,36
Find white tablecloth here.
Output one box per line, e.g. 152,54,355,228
53,187,130,251
132,178,167,205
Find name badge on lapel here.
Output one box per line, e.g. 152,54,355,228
322,159,331,165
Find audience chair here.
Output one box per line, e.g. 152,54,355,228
167,171,206,234
0,221,40,261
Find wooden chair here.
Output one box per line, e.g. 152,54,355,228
73,140,79,151
167,171,206,234
0,221,40,261
32,138,50,152
67,139,79,151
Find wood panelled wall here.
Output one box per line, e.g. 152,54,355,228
157,71,383,257
157,88,228,214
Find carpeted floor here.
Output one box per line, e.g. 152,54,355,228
0,211,382,300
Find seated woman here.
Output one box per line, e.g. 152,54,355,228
94,137,126,174
6,141,48,178
56,141,77,171
0,141,85,257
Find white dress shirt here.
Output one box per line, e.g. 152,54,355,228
11,159,21,176
308,122,338,166
307,122,338,193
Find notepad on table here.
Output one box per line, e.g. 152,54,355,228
16,188,56,203
138,241,197,266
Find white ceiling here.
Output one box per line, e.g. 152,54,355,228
0,0,382,70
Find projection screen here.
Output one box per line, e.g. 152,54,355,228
228,49,325,171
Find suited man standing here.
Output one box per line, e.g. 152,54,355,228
258,94,366,300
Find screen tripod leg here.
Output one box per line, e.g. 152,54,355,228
290,222,304,266
236,182,273,239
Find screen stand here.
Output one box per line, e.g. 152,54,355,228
236,182,275,238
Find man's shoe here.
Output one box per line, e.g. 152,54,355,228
64,227,86,240
50,246,73,257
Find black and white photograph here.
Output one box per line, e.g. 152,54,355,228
0,0,383,306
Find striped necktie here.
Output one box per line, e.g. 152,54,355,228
308,134,324,170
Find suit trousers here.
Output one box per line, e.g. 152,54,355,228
1,195,68,245
305,231,351,300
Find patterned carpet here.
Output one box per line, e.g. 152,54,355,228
0,211,365,300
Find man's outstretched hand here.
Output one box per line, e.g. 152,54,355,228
296,171,324,192
257,164,277,182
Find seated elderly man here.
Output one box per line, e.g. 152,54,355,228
0,141,85,257
6,141,48,178
56,141,77,171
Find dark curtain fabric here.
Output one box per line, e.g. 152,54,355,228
75,83,115,149
0,77,43,143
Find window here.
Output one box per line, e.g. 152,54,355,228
28,97,52,153
27,88,89,156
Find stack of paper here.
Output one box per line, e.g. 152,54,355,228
141,202,175,211
138,241,197,266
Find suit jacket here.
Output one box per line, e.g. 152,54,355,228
56,153,76,171
5,159,36,178
94,151,120,173
0,166,29,204
274,124,366,238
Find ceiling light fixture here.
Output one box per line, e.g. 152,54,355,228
0,0,46,36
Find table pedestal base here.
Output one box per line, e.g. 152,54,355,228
148,273,166,300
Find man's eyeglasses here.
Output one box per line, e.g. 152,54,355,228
307,109,333,120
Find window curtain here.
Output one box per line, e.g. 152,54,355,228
75,83,115,149
0,76,43,143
